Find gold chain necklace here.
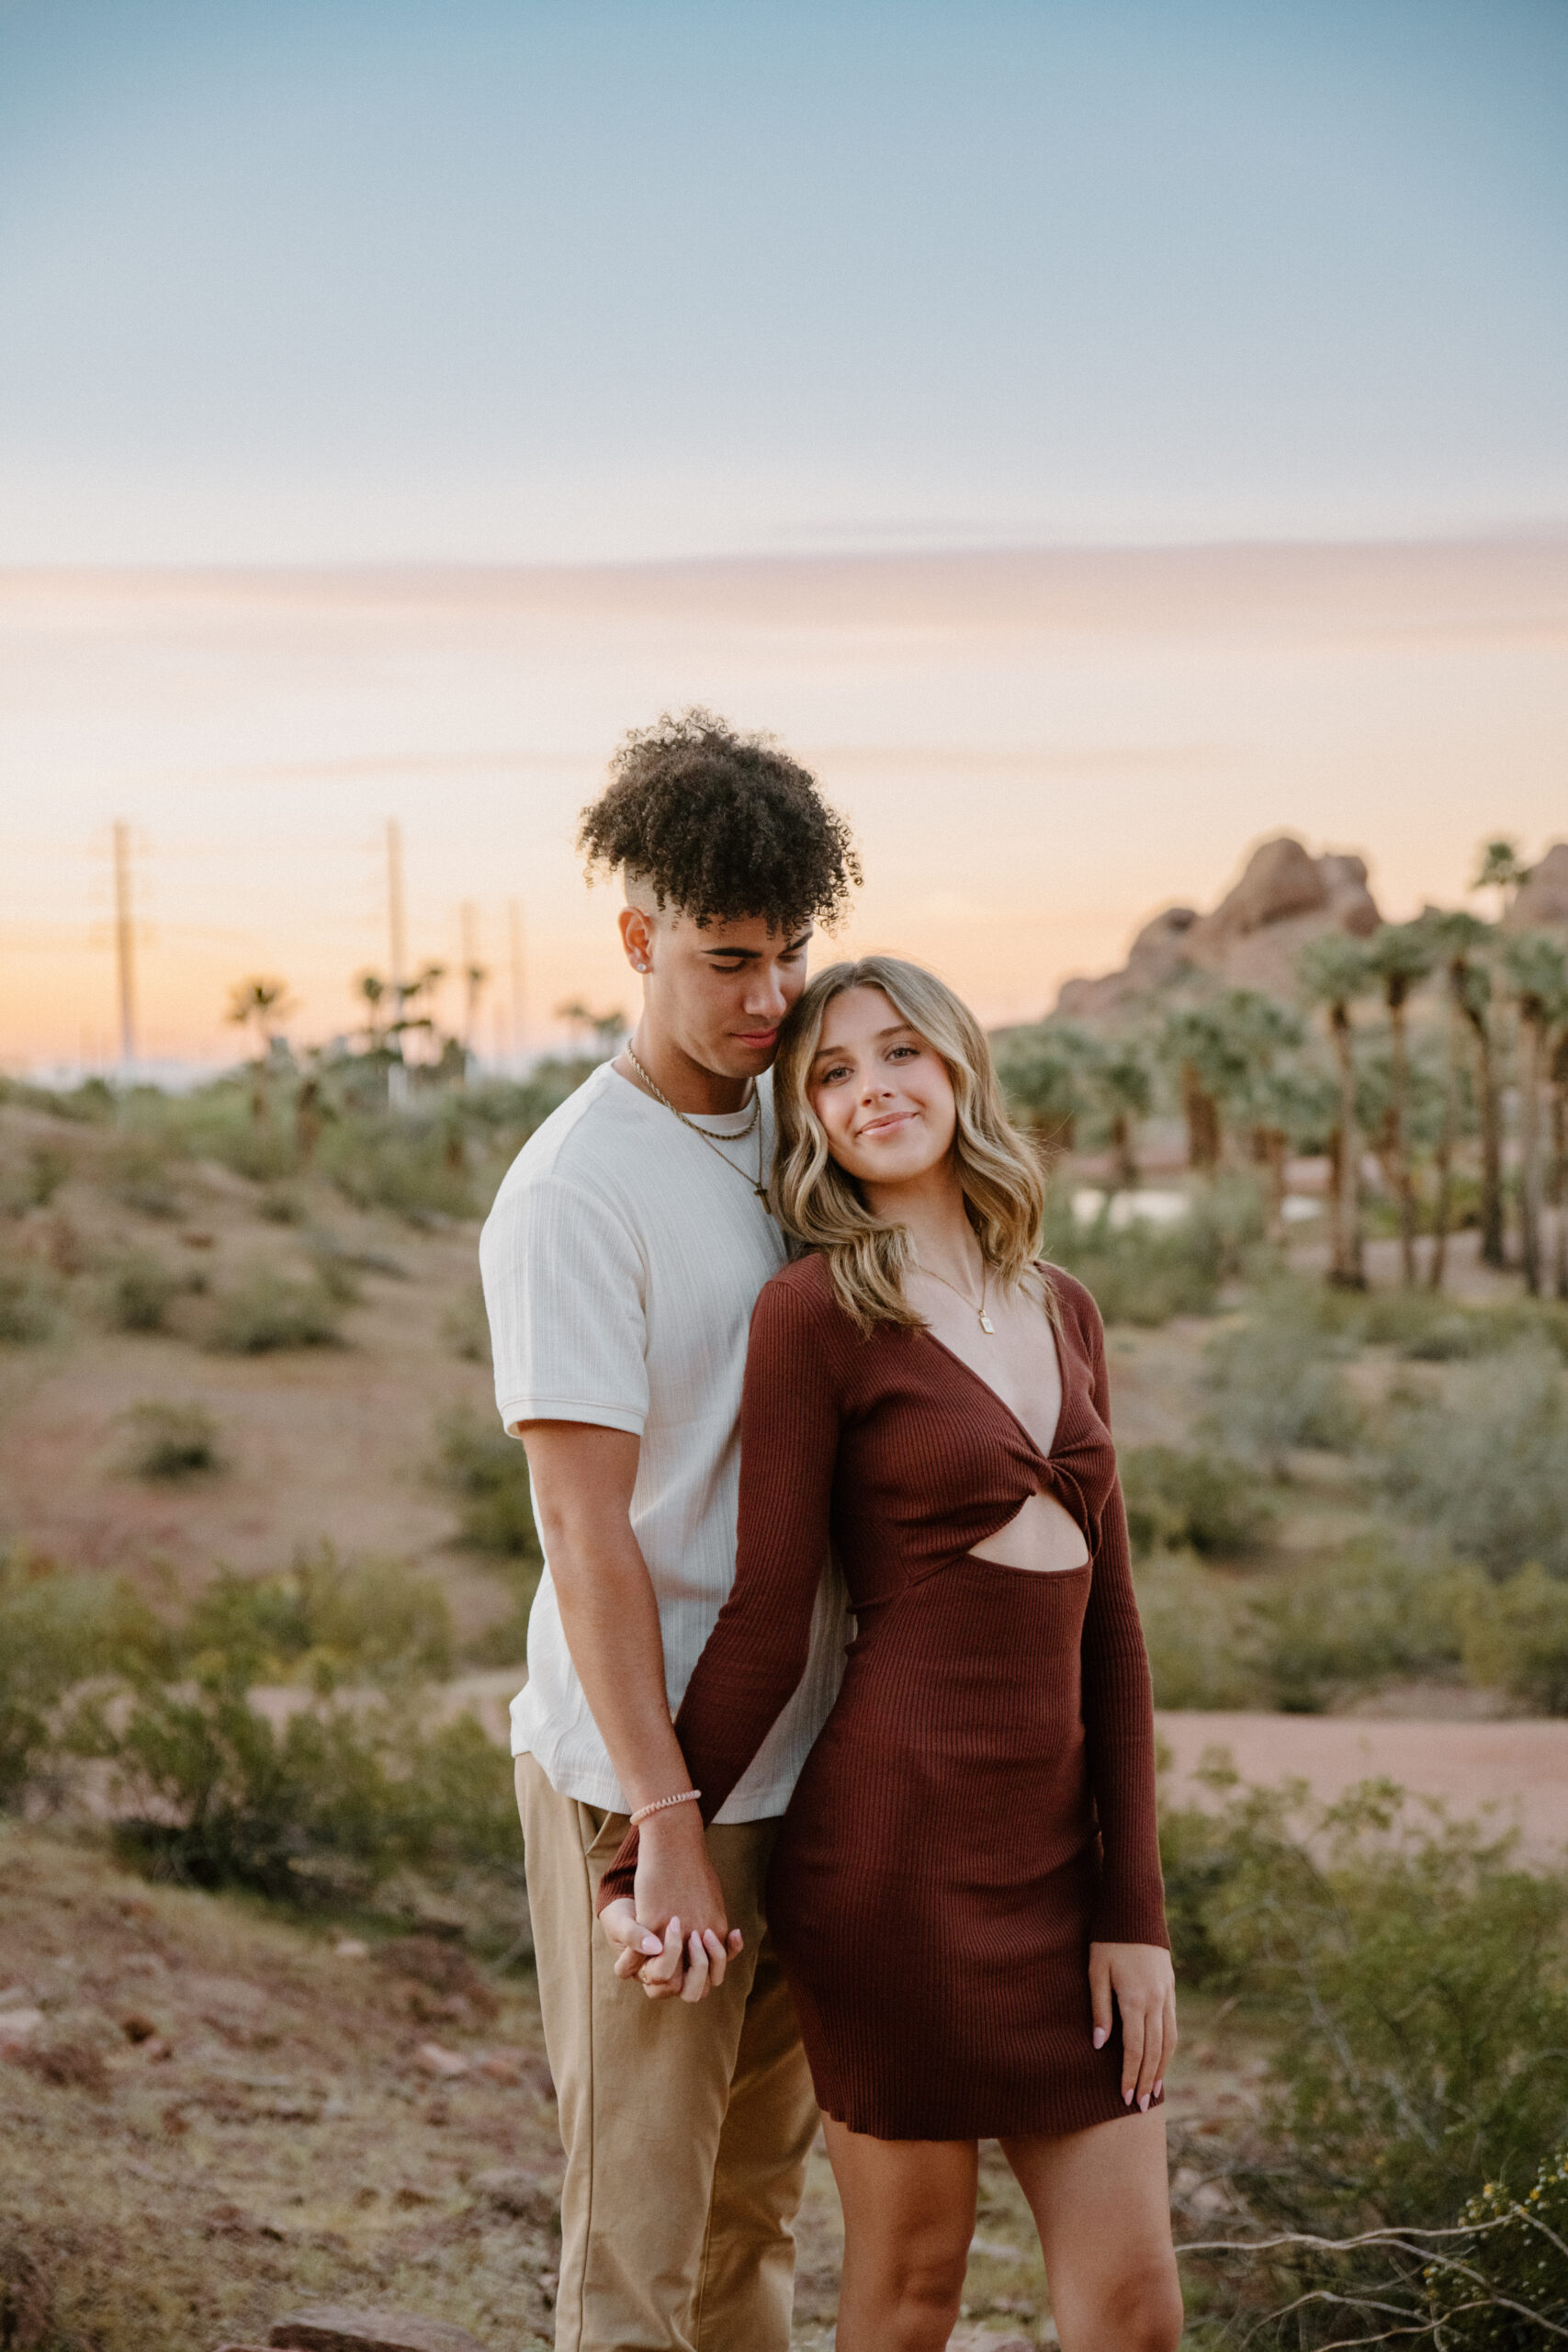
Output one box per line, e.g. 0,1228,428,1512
625,1047,768,1201
913,1252,996,1335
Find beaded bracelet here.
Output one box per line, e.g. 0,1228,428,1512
629,1788,703,1826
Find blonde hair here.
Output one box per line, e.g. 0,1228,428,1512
770,956,1056,1334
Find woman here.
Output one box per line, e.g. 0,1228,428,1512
600,956,1181,2352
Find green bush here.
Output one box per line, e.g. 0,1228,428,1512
117,1400,224,1482
1203,1299,1360,1464
1387,1343,1568,1580
1461,1564,1568,1714
1122,1445,1276,1560
1168,1780,1568,2345
436,1406,541,1560
1134,1555,1262,1709
81,1665,515,1901
181,1547,453,1689
0,1259,57,1342
101,1250,182,1332
1427,2149,1568,2345
206,1263,344,1352
1252,1544,1473,1713
0,1141,72,1215
104,1139,184,1219
0,1555,171,1806
443,1281,492,1363
321,1112,475,1220
1173,1781,1568,2231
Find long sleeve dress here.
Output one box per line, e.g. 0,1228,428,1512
599,1252,1168,2141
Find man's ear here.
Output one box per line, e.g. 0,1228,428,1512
618,904,655,975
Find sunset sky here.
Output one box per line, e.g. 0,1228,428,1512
1,2,1564,1069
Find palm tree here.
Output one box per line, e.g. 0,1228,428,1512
354,970,392,1053
1098,1043,1152,1192
1422,912,1501,1281
1503,933,1568,1295
1298,933,1373,1289
225,976,294,1121
556,1001,630,1061
1551,1025,1568,1302
1472,836,1528,920
1158,1004,1245,1172
992,1021,1098,1157
1363,922,1437,1286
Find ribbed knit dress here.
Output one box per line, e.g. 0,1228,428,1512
599,1254,1168,2142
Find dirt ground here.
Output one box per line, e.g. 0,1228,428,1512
0,1822,1265,2352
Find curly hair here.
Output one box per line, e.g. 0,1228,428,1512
578,708,861,933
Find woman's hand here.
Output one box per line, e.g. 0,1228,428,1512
598,1810,744,2003
1088,1941,1177,2110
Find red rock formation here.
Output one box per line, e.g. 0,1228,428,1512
1056,836,1382,1020
1506,842,1568,931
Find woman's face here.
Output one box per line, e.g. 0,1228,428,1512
806,985,957,1192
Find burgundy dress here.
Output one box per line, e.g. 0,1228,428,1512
600,1256,1168,2141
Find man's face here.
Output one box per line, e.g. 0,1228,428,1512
619,904,812,1081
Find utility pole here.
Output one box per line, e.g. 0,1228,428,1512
460,900,482,1066
112,819,137,1072
380,818,404,1101
508,899,525,1069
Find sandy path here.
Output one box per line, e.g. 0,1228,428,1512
1156,1711,1568,1864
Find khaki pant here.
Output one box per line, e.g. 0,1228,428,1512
515,1754,818,2352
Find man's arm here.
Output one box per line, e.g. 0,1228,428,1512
519,1419,739,1994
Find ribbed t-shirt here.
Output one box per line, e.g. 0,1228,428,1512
478,1060,852,1819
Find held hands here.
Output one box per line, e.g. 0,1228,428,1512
599,1807,743,2004
1089,1941,1178,2111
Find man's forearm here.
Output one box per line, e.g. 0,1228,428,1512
548,1521,693,1814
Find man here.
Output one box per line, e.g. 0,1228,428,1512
479,709,861,2352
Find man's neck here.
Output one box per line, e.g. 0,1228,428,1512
616,1022,755,1117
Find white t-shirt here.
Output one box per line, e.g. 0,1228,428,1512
479,1059,852,1820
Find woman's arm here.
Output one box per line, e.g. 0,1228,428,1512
1076,1293,1177,2105
597,1274,845,1918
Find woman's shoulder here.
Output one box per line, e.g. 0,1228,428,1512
1035,1261,1105,1349
751,1250,860,1349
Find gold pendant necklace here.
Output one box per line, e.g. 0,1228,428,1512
914,1253,995,1334
625,1047,768,1201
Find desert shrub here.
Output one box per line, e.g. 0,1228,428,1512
1251,1543,1474,1713
205,1263,344,1352
1134,1556,1262,1709
1461,1564,1568,1714
104,1138,184,1219
79,1660,514,1901
1203,1300,1360,1464
1041,1193,1224,1325
1168,1781,1568,2344
1122,1445,1276,1560
0,1258,57,1342
181,1547,453,1689
436,1406,540,1561
0,1141,72,1215
117,1400,223,1482
100,1250,182,1332
1425,2149,1568,2345
321,1112,475,1220
443,1281,492,1363
1387,1343,1568,1579
0,1555,170,1806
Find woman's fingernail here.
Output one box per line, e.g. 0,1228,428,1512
1123,2087,1134,2107
1139,2093,1151,2113
1154,2080,1164,2100
1092,2027,1108,2050
642,1938,661,1955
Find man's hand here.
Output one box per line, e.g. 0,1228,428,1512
600,1810,743,2003
1088,1941,1178,2110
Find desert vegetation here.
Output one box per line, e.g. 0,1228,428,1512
2,840,1567,2344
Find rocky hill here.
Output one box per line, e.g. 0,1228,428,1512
1056,835,1382,1021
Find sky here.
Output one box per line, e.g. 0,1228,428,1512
0,2,1564,1069
2,0,1566,561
